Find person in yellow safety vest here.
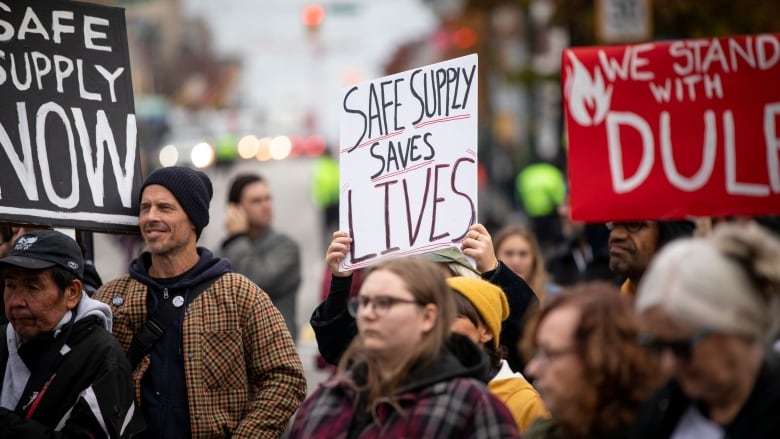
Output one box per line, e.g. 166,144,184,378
515,162,567,252
312,154,341,249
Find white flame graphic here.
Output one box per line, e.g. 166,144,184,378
565,52,613,126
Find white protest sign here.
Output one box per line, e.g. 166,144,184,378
339,54,478,270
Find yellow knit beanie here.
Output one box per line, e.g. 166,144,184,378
446,277,509,348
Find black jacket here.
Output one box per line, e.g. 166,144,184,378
632,351,780,438
311,261,539,370
0,296,139,438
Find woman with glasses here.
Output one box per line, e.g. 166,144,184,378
311,228,539,370
522,281,659,438
633,222,780,438
287,256,519,438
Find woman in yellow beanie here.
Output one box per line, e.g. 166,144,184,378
447,276,549,433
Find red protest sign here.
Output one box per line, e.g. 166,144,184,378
563,33,780,222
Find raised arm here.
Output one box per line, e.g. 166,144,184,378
310,231,359,365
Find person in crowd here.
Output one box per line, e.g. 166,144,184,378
606,219,694,296
515,162,567,251
522,281,659,439
287,256,520,438
0,226,27,326
493,224,557,302
0,227,23,264
0,230,139,437
633,222,780,438
220,173,302,342
546,196,615,287
311,223,539,371
448,276,549,433
94,166,306,438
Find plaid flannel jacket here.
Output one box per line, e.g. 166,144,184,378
288,375,520,438
94,272,306,438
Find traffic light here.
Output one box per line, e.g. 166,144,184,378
301,3,325,33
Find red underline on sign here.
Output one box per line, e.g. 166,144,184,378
371,160,434,183
395,242,452,257
340,130,405,153
414,114,471,129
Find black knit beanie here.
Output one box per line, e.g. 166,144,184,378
657,219,696,249
141,166,213,238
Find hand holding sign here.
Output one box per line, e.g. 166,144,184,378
326,231,353,278
460,223,499,274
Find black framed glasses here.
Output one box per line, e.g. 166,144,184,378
348,295,422,317
606,221,649,233
638,329,711,362
529,346,579,366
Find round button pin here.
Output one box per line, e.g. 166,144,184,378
112,297,124,306
172,296,185,308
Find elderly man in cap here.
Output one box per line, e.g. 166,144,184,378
94,166,306,438
0,229,138,437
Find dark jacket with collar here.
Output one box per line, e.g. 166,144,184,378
0,296,139,438
632,351,780,439
311,260,539,369
95,248,306,438
287,333,520,439
126,248,231,439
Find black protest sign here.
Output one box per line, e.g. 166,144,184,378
0,0,141,233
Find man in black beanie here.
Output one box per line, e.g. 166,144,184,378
607,219,695,296
94,166,306,438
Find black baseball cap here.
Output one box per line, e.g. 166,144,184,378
0,230,84,279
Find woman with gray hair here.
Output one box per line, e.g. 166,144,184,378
632,222,780,438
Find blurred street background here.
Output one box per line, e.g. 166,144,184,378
84,0,780,393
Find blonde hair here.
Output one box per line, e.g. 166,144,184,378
637,222,780,343
493,225,549,302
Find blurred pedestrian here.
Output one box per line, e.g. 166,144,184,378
448,276,549,433
288,256,520,439
493,224,557,302
0,230,139,437
0,226,27,326
311,153,340,250
220,173,302,342
633,222,780,438
547,196,615,287
607,220,694,296
311,225,539,372
94,166,306,438
515,162,567,252
523,281,660,438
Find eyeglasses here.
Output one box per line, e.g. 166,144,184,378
348,295,421,317
637,329,711,362
606,221,649,233
529,346,579,366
